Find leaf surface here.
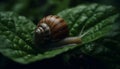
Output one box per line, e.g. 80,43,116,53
0,3,119,64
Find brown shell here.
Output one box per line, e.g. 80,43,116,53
37,15,69,41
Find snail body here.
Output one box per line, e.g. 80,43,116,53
35,15,81,49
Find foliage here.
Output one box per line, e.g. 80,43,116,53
0,3,119,65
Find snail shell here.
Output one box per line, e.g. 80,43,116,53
35,15,69,42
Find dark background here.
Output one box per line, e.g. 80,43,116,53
0,0,120,69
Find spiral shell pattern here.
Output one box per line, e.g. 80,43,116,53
35,15,69,41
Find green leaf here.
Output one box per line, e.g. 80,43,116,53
58,3,120,63
0,12,36,63
79,23,120,62
0,3,119,64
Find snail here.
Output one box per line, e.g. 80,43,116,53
35,15,82,49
